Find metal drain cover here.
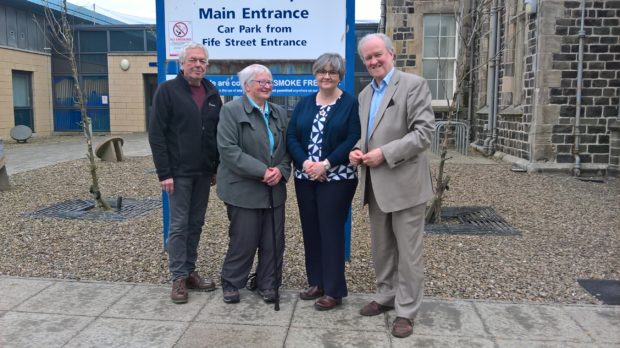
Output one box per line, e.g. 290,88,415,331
24,197,161,221
425,206,520,235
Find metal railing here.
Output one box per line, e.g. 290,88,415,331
431,121,470,156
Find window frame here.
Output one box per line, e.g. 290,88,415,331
12,70,34,131
422,14,458,107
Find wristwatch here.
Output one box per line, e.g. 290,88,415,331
322,160,331,171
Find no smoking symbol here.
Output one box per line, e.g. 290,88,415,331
173,22,188,38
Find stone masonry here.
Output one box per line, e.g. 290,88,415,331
550,0,620,166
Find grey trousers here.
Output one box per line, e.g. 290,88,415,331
167,175,211,280
368,183,425,320
221,204,285,291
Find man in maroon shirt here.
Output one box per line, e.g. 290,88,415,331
149,43,222,303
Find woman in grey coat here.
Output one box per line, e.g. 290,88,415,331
216,64,291,304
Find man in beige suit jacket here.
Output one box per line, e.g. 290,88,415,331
350,33,435,338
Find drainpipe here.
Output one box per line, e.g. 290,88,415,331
573,0,586,177
483,0,499,155
489,3,502,152
467,0,477,139
379,0,386,33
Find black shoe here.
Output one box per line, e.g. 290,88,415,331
222,280,240,304
257,288,277,303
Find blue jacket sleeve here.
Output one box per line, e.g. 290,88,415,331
286,97,311,170
325,95,361,167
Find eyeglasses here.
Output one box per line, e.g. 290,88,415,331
316,70,339,77
186,58,208,65
251,80,273,87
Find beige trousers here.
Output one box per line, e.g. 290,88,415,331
368,184,425,320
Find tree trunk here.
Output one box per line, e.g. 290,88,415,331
47,0,111,210
426,144,450,224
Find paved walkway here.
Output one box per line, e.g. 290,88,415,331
1,133,619,347
1,276,618,347
2,133,152,175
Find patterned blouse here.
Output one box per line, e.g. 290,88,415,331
294,98,358,182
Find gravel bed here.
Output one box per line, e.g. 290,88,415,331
0,154,618,304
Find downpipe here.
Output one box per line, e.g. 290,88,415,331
483,0,499,156
573,0,586,177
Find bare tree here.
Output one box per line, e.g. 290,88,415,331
39,0,111,210
426,0,495,223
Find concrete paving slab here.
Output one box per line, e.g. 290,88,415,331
392,334,495,348
596,344,620,348
563,306,620,344
474,302,593,343
1,276,618,347
0,311,93,348
387,299,487,338
194,289,294,326
0,277,53,310
495,339,600,348
285,327,391,348
290,294,387,332
15,281,133,316
177,322,287,348
102,284,211,321
64,317,186,348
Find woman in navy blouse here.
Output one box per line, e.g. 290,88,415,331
286,53,360,310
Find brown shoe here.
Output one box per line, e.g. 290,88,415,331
186,271,216,292
391,317,414,338
171,277,188,304
359,301,392,316
299,285,324,300
314,295,342,311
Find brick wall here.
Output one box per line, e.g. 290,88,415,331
0,47,52,139
499,8,539,161
549,0,620,165
107,54,157,133
386,0,419,75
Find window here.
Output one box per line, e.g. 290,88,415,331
146,30,157,51
422,14,457,102
79,54,108,74
12,71,34,130
109,30,145,51
79,31,107,52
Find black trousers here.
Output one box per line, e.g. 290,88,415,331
294,178,358,298
220,204,285,291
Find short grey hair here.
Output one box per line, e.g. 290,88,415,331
312,53,345,79
238,64,272,93
357,33,395,58
178,42,209,64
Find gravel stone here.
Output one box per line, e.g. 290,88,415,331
0,154,617,304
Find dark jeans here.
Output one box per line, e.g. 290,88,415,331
167,175,211,280
294,178,358,299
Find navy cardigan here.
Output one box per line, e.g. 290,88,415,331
286,91,360,170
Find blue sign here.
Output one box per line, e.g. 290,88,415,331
207,74,340,97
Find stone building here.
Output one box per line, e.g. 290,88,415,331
381,0,619,175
